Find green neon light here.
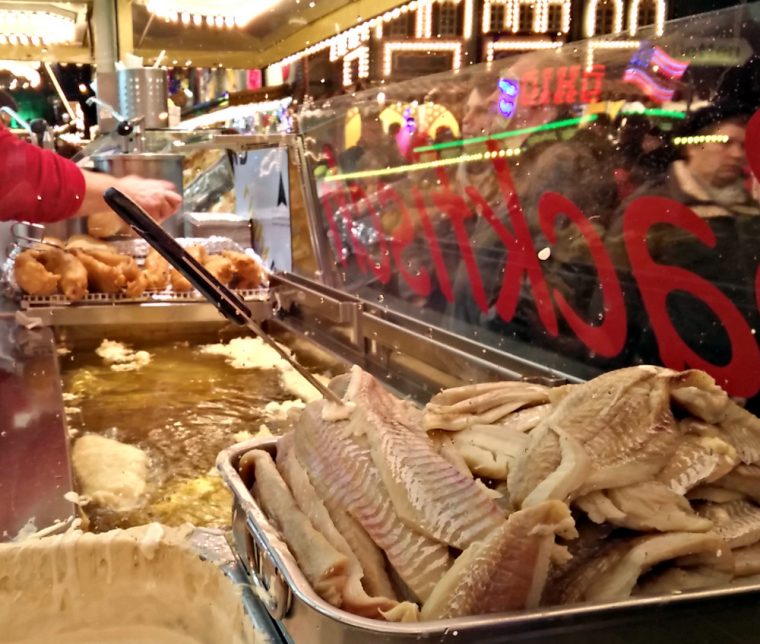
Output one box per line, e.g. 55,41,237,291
621,108,686,119
413,115,598,154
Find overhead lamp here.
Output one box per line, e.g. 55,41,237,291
0,3,77,45
140,0,282,28
0,59,42,87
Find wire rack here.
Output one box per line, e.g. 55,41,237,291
19,287,271,309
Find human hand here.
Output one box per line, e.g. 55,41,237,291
116,175,182,223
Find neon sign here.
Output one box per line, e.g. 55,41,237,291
519,64,607,106
497,78,519,117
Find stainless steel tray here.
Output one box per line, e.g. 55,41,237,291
217,436,760,644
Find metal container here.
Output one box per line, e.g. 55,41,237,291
117,67,169,129
92,153,185,236
218,436,760,644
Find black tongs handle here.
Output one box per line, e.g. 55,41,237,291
103,187,251,326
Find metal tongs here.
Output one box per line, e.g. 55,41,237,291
103,187,343,405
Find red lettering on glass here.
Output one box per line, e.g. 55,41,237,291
379,186,432,297
553,65,579,105
625,197,760,397
321,145,370,272
539,67,554,106
746,108,760,183
520,69,541,106
487,143,560,335
413,187,454,302
432,187,489,313
580,64,605,104
538,192,626,357
347,185,392,284
319,192,348,267
464,185,559,333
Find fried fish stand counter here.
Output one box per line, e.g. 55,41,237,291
215,3,760,642
6,4,760,642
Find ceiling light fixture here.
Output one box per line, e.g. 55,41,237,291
0,3,77,45
141,0,282,28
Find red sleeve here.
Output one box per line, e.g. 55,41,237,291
0,126,86,223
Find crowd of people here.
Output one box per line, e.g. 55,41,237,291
316,55,760,386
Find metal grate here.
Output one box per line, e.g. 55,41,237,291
20,287,270,309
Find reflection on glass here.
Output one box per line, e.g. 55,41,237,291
298,4,760,413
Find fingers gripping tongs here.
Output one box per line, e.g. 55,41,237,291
103,187,343,405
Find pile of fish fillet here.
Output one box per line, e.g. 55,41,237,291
240,364,760,622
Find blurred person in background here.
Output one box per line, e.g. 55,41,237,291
605,102,760,376
448,57,619,353
0,89,181,225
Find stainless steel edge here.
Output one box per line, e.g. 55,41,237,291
19,300,273,327
217,438,760,643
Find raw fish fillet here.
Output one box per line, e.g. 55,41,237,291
244,449,349,606
635,566,733,595
428,431,472,478
345,367,506,549
294,402,452,602
549,531,724,603
509,367,681,508
732,542,760,577
497,404,552,433
421,501,576,619
697,500,760,549
429,381,548,406
670,370,730,423
675,388,760,465
687,486,746,504
447,425,530,480
657,432,738,494
424,382,549,431
575,481,713,533
275,433,399,615
714,465,760,503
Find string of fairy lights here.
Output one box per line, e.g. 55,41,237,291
265,0,668,86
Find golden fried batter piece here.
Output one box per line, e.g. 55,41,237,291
204,254,234,285
124,269,149,298
87,211,132,239
37,248,88,301
65,234,114,253
14,250,59,296
80,248,133,269
170,245,207,292
144,247,170,291
222,250,263,289
76,247,150,298
71,249,127,294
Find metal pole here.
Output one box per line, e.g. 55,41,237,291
91,0,120,132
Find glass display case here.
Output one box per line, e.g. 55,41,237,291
296,2,760,412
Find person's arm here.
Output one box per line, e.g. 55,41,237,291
78,171,182,223
0,127,181,224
